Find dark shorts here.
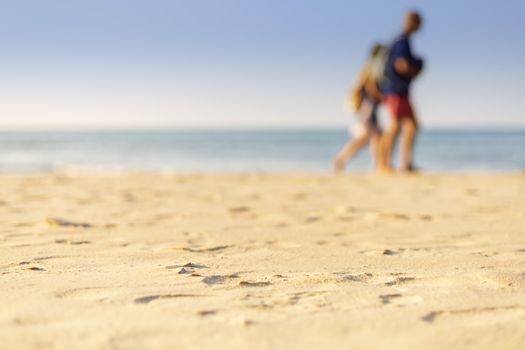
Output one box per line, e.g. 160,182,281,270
385,95,415,119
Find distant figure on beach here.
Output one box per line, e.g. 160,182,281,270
334,43,388,172
380,11,424,173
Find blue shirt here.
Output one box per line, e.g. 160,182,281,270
382,34,423,96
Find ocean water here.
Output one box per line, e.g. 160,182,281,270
0,129,524,173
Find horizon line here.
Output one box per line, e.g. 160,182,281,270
0,124,524,132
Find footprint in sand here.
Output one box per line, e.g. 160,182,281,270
284,274,341,287
243,290,329,311
475,251,500,257
239,281,272,287
165,262,208,276
229,206,250,214
32,255,69,262
202,274,240,285
421,305,524,323
362,248,442,257
55,239,92,245
382,249,401,256
179,268,201,275
25,266,46,272
288,290,331,309
197,310,217,317
2,256,73,272
229,206,258,219
342,273,375,283
134,294,203,304
384,276,416,286
174,245,232,253
11,256,67,272
360,248,406,256
340,272,416,287
379,293,422,306
45,218,92,228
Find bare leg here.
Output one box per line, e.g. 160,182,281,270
333,133,369,172
369,133,382,171
400,117,418,171
380,119,401,172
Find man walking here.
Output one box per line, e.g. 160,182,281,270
381,11,424,172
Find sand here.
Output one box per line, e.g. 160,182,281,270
1,172,524,349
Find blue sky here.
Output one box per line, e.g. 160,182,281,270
0,0,523,128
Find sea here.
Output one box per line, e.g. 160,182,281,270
0,129,523,173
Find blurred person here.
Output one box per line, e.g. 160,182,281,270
334,43,388,172
380,11,424,173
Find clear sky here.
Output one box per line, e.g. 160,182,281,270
0,0,523,129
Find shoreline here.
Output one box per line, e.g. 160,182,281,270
0,169,524,176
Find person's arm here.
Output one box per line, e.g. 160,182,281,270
394,57,421,77
393,37,422,78
364,80,383,103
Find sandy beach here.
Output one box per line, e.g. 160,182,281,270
1,172,524,349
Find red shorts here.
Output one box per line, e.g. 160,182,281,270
385,95,415,119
